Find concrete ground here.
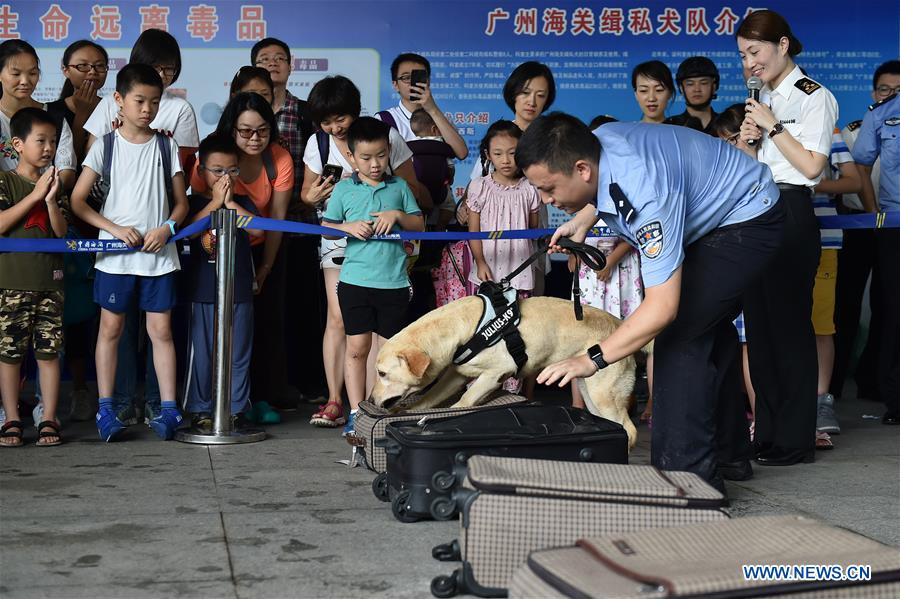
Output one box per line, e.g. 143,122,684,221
0,385,897,599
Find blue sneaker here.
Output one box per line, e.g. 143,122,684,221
148,408,183,440
342,410,356,437
97,408,125,442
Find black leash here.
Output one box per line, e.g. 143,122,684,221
499,237,606,321
441,236,607,321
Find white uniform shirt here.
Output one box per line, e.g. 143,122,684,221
840,121,881,211
83,130,182,276
84,93,200,150
376,103,415,141
758,66,838,187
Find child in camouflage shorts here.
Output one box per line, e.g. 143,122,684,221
0,108,70,447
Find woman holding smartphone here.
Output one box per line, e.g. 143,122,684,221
737,10,837,467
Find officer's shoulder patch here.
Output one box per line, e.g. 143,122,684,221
794,78,821,95
846,119,863,131
636,221,664,260
869,93,898,111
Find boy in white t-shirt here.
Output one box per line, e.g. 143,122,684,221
71,64,189,442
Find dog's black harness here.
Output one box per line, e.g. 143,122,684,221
451,238,607,373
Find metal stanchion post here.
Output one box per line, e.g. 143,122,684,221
177,208,265,444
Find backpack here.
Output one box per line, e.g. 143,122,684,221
91,131,174,213
406,138,455,208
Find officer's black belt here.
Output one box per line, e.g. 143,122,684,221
776,183,811,195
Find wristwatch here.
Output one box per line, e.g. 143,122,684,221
587,344,609,372
768,123,785,138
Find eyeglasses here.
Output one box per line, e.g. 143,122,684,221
66,63,108,73
153,64,177,77
395,74,418,83
875,85,900,97
201,166,241,177
725,132,741,146
255,55,289,66
234,126,270,139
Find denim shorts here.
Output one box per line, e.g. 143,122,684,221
94,271,177,314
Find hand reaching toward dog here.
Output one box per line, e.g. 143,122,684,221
536,354,599,388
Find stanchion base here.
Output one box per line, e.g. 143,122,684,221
175,428,267,445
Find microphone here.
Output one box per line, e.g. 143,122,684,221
746,76,764,146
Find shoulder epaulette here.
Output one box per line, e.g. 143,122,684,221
794,77,821,95
846,119,863,131
869,93,898,111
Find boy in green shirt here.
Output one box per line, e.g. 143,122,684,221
0,108,69,447
318,117,424,435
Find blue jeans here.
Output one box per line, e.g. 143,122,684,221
113,307,159,414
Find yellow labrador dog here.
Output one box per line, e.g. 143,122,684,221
370,295,640,448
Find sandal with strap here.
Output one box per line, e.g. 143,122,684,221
309,401,346,428
1,420,25,447
36,420,62,447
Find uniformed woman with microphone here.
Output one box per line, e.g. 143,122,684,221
737,10,838,466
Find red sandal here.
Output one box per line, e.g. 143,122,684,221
309,401,346,428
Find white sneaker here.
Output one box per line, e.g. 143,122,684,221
32,402,44,427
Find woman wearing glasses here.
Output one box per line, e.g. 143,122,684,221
46,40,109,164
84,29,199,176
737,10,838,467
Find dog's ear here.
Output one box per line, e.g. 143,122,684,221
399,348,430,379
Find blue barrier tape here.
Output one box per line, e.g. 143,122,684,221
0,215,210,253
1,211,898,253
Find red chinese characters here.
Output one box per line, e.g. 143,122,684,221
90,5,121,41
571,7,595,35
598,8,624,35
237,5,266,41
0,4,20,39
686,7,711,35
627,8,652,35
514,8,537,35
714,6,740,35
656,7,681,35
542,7,566,36
40,4,71,42
139,4,170,32
187,4,219,42
484,8,510,35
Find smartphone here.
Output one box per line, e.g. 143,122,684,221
321,164,343,183
409,69,428,101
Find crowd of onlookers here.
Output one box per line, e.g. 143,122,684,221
0,12,897,459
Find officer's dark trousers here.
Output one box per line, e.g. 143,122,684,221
651,203,784,491
744,188,820,453
830,225,882,398
875,227,900,414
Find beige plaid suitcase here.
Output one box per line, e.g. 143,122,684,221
352,394,527,501
508,515,900,598
430,455,729,598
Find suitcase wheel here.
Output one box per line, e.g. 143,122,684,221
431,470,457,492
371,472,390,503
431,539,461,562
431,572,459,598
391,489,420,523
430,496,457,521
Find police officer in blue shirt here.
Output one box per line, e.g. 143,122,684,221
517,113,783,494
851,89,900,424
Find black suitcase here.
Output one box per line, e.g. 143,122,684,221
378,404,628,523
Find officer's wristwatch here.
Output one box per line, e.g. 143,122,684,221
587,344,609,372
768,123,785,138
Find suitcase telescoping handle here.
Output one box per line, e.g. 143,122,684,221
374,437,402,456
